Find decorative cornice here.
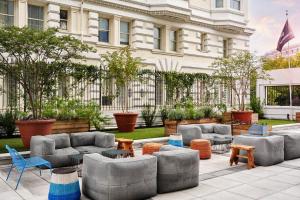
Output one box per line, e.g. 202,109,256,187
85,0,252,35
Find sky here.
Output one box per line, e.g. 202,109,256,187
249,0,300,55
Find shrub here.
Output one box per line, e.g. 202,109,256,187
167,108,185,121
194,109,205,119
0,110,18,137
42,98,109,129
160,106,169,125
201,106,214,118
141,105,156,127
184,108,196,120
250,97,264,119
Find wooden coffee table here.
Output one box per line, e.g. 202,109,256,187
116,138,134,157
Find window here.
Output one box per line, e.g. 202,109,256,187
28,5,44,30
120,21,129,45
169,30,177,52
59,10,68,30
215,0,223,8
99,18,109,43
0,0,14,26
230,0,241,10
154,27,161,50
201,33,207,51
223,39,228,57
266,86,290,106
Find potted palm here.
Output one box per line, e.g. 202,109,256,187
211,51,268,124
102,47,142,132
0,27,98,147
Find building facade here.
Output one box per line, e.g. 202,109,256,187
265,43,300,58
257,68,300,120
0,0,253,116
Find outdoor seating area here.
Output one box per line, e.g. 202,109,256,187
2,0,300,199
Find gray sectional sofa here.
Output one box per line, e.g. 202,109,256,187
270,131,300,160
233,135,284,166
30,132,115,168
82,153,157,200
153,145,199,193
177,124,232,146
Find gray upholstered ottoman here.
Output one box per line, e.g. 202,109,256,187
177,124,202,146
153,146,199,193
82,153,157,200
233,135,284,166
270,132,300,160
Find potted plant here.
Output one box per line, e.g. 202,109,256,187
0,27,98,147
164,108,187,136
102,47,142,132
42,98,109,133
211,51,269,124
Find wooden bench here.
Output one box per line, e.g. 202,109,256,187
230,144,255,169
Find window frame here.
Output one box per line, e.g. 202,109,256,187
169,30,177,52
0,0,14,27
230,0,241,10
223,39,228,57
215,0,223,8
98,17,110,43
59,10,68,30
28,4,44,30
153,26,161,50
201,33,207,52
120,21,130,45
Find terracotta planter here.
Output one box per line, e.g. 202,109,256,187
16,119,56,148
185,119,201,124
51,119,90,134
199,118,219,124
164,120,189,136
232,111,253,124
114,113,138,132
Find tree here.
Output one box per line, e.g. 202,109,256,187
0,27,99,119
211,51,269,111
262,52,300,70
102,47,142,112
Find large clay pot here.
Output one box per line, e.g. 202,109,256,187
16,119,56,148
232,111,253,124
114,113,138,132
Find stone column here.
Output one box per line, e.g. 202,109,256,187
88,11,99,43
15,0,28,27
110,15,121,46
47,4,60,28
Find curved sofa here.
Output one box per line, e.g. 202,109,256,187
177,124,232,146
82,153,157,200
30,132,115,168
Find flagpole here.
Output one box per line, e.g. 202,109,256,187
286,10,293,120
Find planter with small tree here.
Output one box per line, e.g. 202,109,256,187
102,47,142,132
0,27,98,147
211,51,268,124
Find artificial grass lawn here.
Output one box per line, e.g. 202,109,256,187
258,119,296,126
0,127,165,153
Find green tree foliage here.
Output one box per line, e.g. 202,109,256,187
0,27,99,119
211,51,269,111
102,47,142,112
262,52,300,70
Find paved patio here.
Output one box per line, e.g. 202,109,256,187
1,150,300,200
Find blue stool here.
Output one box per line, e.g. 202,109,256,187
168,133,183,147
48,168,80,200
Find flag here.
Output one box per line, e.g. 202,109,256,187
277,20,295,52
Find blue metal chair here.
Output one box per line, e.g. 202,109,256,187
5,145,52,189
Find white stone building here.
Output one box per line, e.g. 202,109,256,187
0,0,253,114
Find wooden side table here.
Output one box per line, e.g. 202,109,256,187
116,138,134,157
230,144,255,169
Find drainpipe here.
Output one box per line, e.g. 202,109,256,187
80,0,84,42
